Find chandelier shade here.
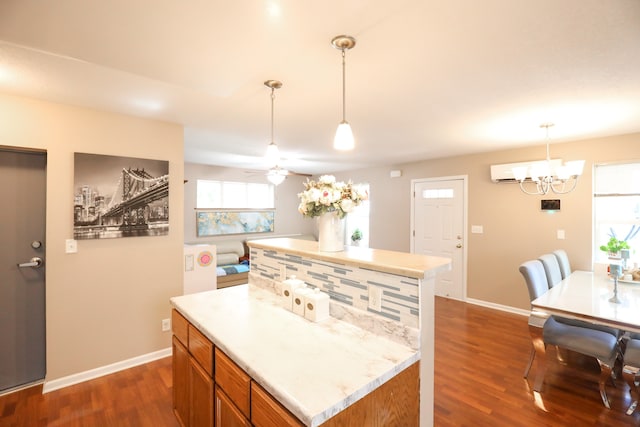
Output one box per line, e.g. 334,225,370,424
512,124,585,195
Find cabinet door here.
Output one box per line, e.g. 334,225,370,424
190,357,214,427
251,382,304,427
215,387,251,427
172,336,189,427
214,348,251,418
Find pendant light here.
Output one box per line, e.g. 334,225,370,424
331,35,356,151
264,79,283,166
264,80,288,185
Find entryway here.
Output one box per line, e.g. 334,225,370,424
411,176,466,300
0,147,47,393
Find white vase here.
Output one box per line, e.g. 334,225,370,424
318,212,345,252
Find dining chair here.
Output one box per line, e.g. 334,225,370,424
552,249,572,279
538,254,563,287
538,254,621,341
519,260,619,408
623,333,640,415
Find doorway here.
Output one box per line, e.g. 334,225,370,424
0,148,47,393
411,177,466,300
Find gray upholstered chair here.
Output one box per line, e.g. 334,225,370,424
538,253,563,287
519,260,619,408
623,333,640,415
553,249,572,279
538,253,621,340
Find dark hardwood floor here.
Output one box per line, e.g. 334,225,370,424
1,297,638,426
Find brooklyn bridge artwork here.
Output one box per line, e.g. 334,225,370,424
73,153,169,240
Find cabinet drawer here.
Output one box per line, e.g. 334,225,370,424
214,348,251,419
251,382,304,427
188,324,213,376
215,386,251,427
171,309,188,346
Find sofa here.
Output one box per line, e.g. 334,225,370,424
215,240,249,289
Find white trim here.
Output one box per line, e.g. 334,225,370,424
465,297,529,317
42,347,171,393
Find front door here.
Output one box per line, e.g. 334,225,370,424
411,177,465,300
0,148,47,392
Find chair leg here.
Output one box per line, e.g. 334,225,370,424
623,364,640,415
596,359,613,409
524,345,536,378
529,325,547,392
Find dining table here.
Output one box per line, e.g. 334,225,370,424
531,270,640,334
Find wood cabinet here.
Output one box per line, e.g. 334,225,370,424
172,310,214,427
215,387,251,427
251,382,304,427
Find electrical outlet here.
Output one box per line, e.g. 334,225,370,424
368,285,383,312
161,318,171,332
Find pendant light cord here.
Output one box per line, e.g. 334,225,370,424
341,49,347,122
270,88,275,143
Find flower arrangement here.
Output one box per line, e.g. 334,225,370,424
297,175,368,219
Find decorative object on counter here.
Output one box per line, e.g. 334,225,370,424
304,288,330,322
351,228,363,246
293,286,312,316
609,263,622,304
282,275,305,310
599,236,630,259
297,175,368,252
511,123,584,195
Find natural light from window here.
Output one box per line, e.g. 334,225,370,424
197,180,275,209
593,162,640,266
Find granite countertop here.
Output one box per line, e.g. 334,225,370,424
170,284,419,427
247,237,451,279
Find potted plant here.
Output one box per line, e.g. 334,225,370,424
599,237,630,258
351,228,363,246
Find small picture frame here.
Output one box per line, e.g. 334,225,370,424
541,199,561,211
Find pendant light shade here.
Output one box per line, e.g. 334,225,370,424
332,35,356,151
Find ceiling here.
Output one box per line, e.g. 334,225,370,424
1,0,639,175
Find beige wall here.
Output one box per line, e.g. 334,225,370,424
184,163,315,244
335,132,640,311
0,93,184,382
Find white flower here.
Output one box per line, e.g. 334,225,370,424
297,175,367,218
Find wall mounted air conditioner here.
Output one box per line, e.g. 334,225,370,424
490,159,563,183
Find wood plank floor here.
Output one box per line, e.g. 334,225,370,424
1,297,639,426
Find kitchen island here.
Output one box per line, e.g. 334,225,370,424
171,238,450,427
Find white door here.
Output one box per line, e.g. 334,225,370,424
411,178,465,300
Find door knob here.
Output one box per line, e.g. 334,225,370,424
456,244,462,248
17,257,43,268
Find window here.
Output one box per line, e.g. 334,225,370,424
197,180,275,209
346,184,370,247
593,162,640,266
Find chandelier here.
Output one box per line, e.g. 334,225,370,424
512,123,585,195
331,35,356,151
263,79,288,186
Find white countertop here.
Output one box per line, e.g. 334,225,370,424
247,237,451,279
170,284,419,427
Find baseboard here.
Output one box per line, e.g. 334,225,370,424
465,297,529,317
42,347,172,394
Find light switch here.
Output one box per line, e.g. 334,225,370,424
65,239,78,253
557,230,565,240
471,225,484,234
